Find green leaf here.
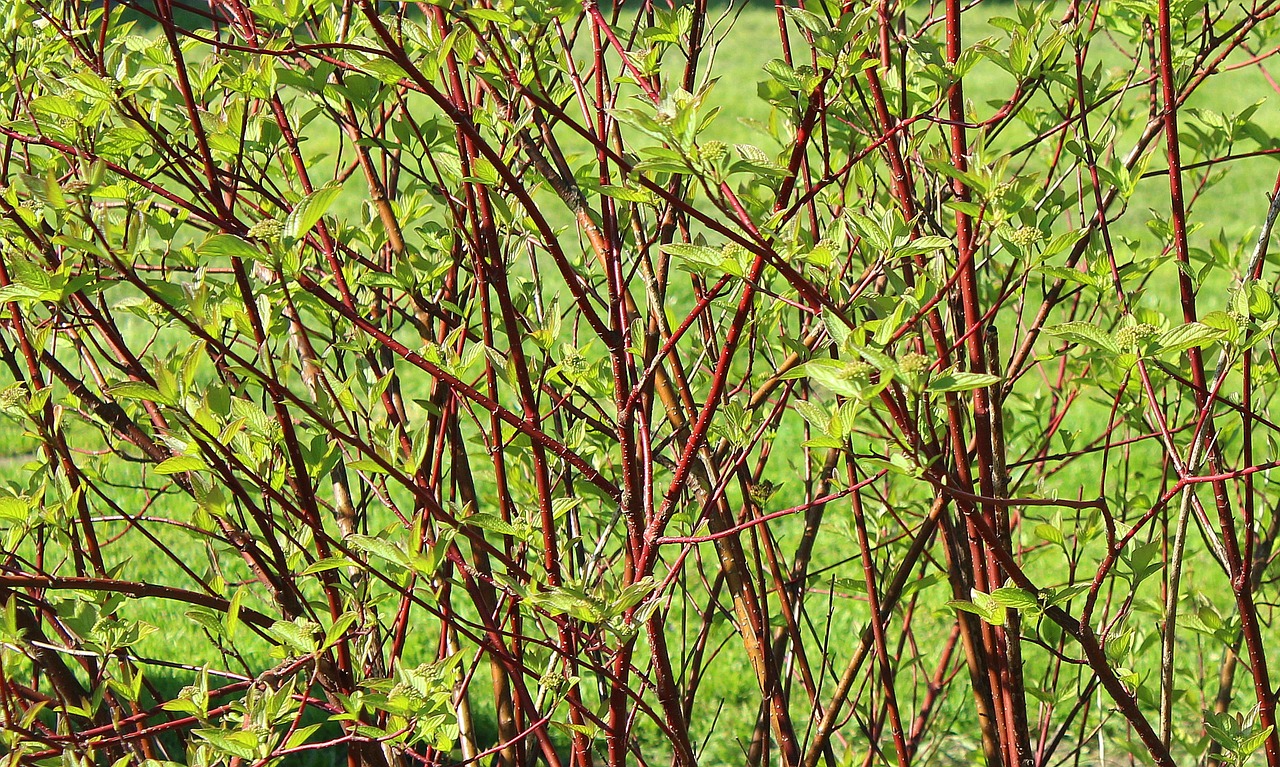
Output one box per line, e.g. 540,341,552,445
361,57,408,84
661,242,730,276
1037,264,1105,289
989,587,1040,612
0,283,55,304
945,599,993,622
464,512,524,537
283,183,343,240
284,723,326,750
614,576,659,613
1045,584,1089,605
1238,725,1274,757
600,185,659,205
784,6,831,34
896,236,952,259
733,143,789,176
185,607,224,637
347,534,412,569
154,455,208,474
464,157,500,186
267,618,320,654
225,587,244,638
1201,310,1241,338
801,358,870,399
347,458,392,475
301,556,351,575
194,728,260,759
107,381,177,407
526,584,607,623
1041,229,1086,259
1035,523,1065,546
822,308,852,351
0,496,31,523
661,243,723,263
927,370,1000,393
322,612,358,650
1044,322,1120,354
198,234,263,260
1154,322,1226,354
946,590,1006,625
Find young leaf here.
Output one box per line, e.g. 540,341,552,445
1154,322,1227,354
154,455,208,474
1045,322,1120,354
283,182,344,240
107,381,177,407
198,234,263,260
927,370,1001,393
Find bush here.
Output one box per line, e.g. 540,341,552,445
4,0,1280,765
